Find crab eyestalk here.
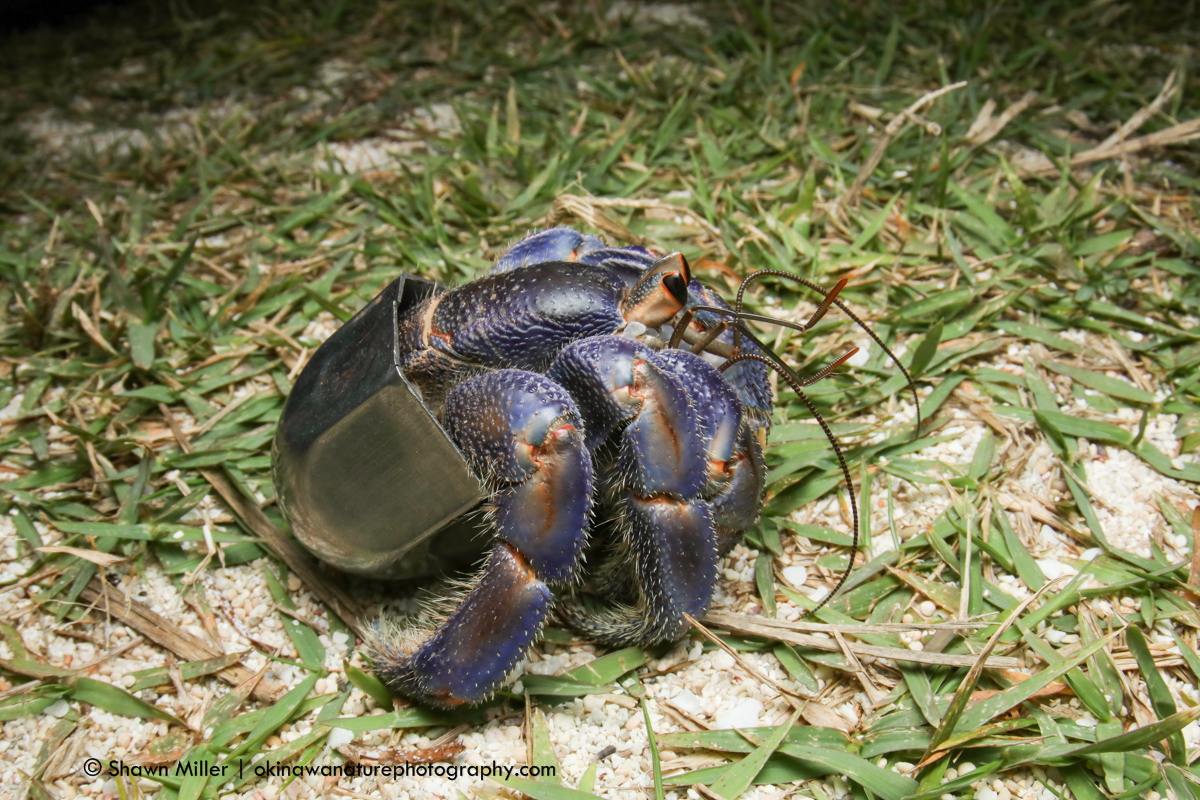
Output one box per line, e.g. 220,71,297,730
620,253,691,327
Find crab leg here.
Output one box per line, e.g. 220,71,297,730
396,241,692,412
549,336,722,645
708,422,767,553
678,281,774,434
653,350,766,555
488,227,606,274
369,371,592,707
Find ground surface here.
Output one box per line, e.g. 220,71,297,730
2,2,1200,800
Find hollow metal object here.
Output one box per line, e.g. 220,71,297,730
272,274,488,579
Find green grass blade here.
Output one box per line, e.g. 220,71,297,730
710,708,801,800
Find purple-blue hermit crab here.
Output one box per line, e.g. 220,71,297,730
272,227,915,708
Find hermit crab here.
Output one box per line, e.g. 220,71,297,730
273,227,914,708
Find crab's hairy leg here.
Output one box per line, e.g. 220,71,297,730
604,495,716,644
549,337,719,646
577,246,661,279
444,371,593,581
489,227,605,274
653,350,766,555
710,422,767,554
409,263,628,379
369,543,549,708
654,350,741,488
368,371,592,707
547,336,653,451
666,288,773,551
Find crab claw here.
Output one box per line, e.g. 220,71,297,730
652,350,742,491
620,253,691,327
549,337,719,646
711,421,766,553
619,356,707,499
561,493,718,647
548,336,653,451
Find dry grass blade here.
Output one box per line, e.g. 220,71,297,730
1188,508,1200,600
1097,69,1178,149
685,613,809,701
201,467,365,637
542,195,643,244
685,613,853,732
705,612,1021,669
964,90,1038,147
705,610,987,635
159,403,366,638
1024,117,1200,175
78,578,285,702
68,302,118,355
338,740,465,765
845,81,968,204
576,195,724,243
832,628,889,706
919,576,1069,763
74,635,146,673
35,545,126,567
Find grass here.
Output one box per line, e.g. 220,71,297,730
2,0,1199,798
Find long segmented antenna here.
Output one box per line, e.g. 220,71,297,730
732,269,922,434
718,352,859,616
661,271,923,616
733,277,847,355
662,302,867,615
669,305,859,394
668,305,823,351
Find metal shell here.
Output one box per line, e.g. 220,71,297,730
272,274,488,579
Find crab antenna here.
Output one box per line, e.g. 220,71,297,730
804,277,847,331
718,351,859,616
732,269,921,437
803,347,859,386
731,276,847,356
667,305,820,352
667,305,850,394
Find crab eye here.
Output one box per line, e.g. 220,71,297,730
662,272,688,305
620,253,691,327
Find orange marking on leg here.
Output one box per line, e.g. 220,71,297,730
708,459,729,481
526,424,578,544
500,543,540,584
419,295,445,348
430,691,467,707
